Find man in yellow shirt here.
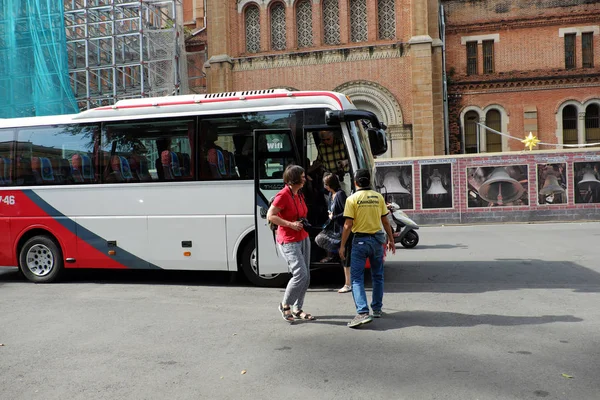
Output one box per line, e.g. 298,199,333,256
339,169,395,328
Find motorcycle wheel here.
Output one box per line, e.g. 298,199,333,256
400,231,419,248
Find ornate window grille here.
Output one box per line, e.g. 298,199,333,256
482,40,494,74
271,3,287,51
377,0,395,40
323,0,340,45
466,41,478,75
464,111,479,153
296,0,313,48
564,33,576,69
485,110,502,152
350,0,367,42
582,32,594,68
245,5,260,53
562,105,578,145
585,104,600,144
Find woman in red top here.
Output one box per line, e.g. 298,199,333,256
267,165,315,323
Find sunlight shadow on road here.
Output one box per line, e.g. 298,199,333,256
360,310,583,332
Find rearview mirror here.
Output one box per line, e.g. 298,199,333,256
367,128,388,156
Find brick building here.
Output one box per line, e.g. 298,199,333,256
182,0,444,158
444,0,600,155
182,0,600,158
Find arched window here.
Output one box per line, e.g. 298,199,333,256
322,0,340,45
485,110,502,152
377,0,395,40
245,5,261,53
562,105,578,145
270,3,286,51
585,104,600,145
350,0,367,42
464,111,479,153
296,0,313,48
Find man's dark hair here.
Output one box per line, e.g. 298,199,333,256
283,164,305,185
354,169,371,188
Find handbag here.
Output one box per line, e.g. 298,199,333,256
315,227,341,252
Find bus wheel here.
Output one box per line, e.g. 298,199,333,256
240,237,289,287
19,236,64,283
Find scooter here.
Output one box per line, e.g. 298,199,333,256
387,202,419,248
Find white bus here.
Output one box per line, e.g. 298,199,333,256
0,89,387,286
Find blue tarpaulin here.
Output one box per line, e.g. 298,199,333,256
0,0,78,118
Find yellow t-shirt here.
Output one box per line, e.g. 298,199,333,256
343,189,389,234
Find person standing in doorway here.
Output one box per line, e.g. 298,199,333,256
313,131,350,193
267,164,316,323
339,169,395,328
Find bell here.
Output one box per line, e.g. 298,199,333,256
577,168,600,192
426,169,448,195
478,167,525,205
539,174,565,196
382,171,410,195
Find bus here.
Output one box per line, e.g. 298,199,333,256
0,89,387,286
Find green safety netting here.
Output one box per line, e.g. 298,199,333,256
0,0,78,118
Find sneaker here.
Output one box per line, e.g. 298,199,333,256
347,313,373,328
373,310,383,318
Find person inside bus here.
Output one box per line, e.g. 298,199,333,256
312,131,350,191
267,164,316,323
315,173,352,291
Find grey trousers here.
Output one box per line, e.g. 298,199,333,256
278,237,311,312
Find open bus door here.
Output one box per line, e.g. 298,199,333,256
253,129,301,276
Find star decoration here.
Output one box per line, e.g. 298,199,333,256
521,132,541,151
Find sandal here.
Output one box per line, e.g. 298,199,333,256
338,285,351,293
292,310,316,321
278,303,294,323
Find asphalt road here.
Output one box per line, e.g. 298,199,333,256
1,222,599,400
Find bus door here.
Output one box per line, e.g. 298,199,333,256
253,129,301,275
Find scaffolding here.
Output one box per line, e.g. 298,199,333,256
64,0,188,111
0,1,78,118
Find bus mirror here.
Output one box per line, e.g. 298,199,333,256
326,110,384,130
368,128,388,156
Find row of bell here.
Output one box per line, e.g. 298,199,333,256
382,167,600,203
383,170,448,196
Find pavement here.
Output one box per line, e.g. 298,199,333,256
1,222,599,400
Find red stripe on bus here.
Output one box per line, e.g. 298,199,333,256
2,190,128,270
94,91,343,111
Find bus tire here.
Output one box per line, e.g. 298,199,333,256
240,237,289,287
19,236,64,283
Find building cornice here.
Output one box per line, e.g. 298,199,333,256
449,72,600,94
446,12,597,34
232,43,407,71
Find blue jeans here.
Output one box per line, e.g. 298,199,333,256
350,235,384,314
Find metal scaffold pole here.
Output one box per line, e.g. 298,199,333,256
64,0,186,111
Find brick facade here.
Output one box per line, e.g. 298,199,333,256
186,0,445,158
184,0,600,159
443,0,600,154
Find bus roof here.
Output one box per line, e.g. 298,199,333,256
0,90,353,128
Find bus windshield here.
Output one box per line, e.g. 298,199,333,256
347,120,375,172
